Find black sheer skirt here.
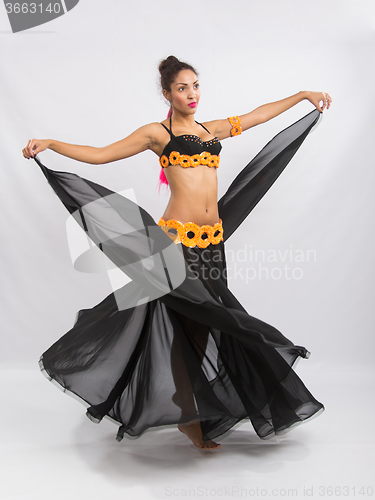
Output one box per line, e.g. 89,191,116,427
35,109,325,443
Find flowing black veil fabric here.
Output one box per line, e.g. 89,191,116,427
34,109,324,442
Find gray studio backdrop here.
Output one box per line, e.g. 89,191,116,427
1,0,374,372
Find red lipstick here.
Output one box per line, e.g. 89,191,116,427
188,102,197,108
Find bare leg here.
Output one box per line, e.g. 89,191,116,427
170,334,197,417
170,314,221,449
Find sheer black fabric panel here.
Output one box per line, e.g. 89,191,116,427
35,109,324,442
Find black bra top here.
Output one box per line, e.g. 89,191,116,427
159,116,222,166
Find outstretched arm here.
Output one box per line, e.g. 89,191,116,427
205,90,332,141
22,122,162,164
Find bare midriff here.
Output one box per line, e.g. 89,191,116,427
161,164,219,226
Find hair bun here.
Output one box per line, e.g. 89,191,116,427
158,56,197,93
159,55,179,74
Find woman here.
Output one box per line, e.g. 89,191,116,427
23,56,331,451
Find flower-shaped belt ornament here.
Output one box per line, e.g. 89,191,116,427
159,151,220,169
228,115,242,136
158,217,223,248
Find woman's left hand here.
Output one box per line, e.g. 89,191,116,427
305,91,332,113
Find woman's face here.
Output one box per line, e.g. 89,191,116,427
166,69,200,114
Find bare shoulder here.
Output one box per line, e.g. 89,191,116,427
201,118,232,141
135,121,163,138
140,121,169,155
144,122,168,149
131,121,164,148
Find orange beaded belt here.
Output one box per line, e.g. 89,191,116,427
158,217,224,248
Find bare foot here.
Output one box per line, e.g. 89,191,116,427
178,421,221,450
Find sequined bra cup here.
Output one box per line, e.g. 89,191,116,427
159,116,222,169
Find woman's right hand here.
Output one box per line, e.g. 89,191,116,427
22,139,50,159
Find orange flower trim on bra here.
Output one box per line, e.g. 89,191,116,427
158,217,223,248
228,115,242,137
159,151,220,169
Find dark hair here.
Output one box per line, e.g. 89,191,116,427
157,56,198,194
159,55,198,94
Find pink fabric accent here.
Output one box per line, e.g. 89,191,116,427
158,167,169,191
157,107,172,193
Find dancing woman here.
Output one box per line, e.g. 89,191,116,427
23,55,331,450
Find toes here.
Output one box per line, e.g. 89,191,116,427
202,440,221,449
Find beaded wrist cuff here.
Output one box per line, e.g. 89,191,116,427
158,217,223,248
228,115,242,136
